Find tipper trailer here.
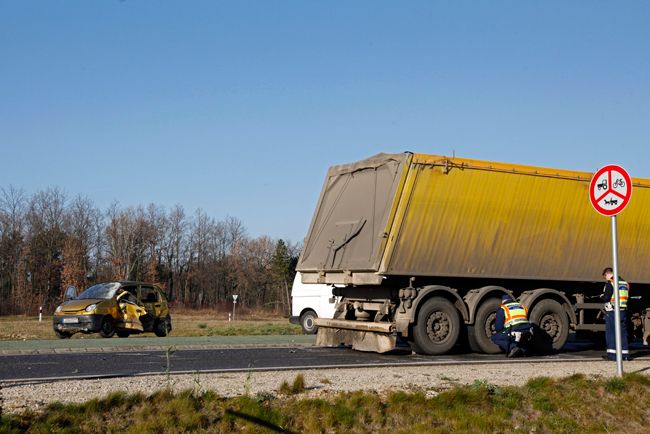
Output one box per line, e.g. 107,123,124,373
296,153,650,355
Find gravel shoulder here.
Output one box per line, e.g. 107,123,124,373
2,359,649,414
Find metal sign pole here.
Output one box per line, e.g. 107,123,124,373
611,215,623,377
590,165,631,377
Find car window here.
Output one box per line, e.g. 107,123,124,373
119,286,138,303
77,282,121,300
141,286,158,303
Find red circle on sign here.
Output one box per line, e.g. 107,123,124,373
589,165,632,216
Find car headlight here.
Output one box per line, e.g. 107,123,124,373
85,304,97,313
55,305,62,313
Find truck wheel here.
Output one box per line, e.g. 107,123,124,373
467,298,501,354
300,310,318,334
99,317,115,338
412,297,461,355
530,299,569,352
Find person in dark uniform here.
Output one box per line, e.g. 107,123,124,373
600,267,630,361
491,294,533,358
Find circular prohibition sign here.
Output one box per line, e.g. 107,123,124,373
589,165,633,216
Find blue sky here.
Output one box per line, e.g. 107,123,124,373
1,1,649,242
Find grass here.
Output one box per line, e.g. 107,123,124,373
2,373,650,433
0,311,301,340
278,374,306,395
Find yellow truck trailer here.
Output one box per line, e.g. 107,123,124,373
297,153,650,354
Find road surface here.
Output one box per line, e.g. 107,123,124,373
2,343,647,383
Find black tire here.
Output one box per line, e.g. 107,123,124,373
467,298,502,354
154,318,169,337
300,310,318,334
116,330,130,338
55,330,72,339
529,299,569,352
411,297,461,355
99,316,115,338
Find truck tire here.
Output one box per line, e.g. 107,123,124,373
300,310,318,334
412,297,461,355
467,298,501,354
99,316,115,338
530,299,569,352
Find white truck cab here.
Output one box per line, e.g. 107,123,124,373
289,272,338,334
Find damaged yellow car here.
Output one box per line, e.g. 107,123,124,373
52,281,172,339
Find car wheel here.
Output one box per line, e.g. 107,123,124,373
99,316,115,338
116,330,130,338
55,330,72,339
154,318,169,337
300,310,318,334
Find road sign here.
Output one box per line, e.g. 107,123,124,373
233,294,238,302
589,165,632,216
589,164,633,377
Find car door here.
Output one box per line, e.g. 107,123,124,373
140,285,163,319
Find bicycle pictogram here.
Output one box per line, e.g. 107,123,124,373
589,165,632,216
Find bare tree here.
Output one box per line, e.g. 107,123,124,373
159,204,188,301
0,187,301,314
23,188,67,310
0,186,26,314
61,195,103,292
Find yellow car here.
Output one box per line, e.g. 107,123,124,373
52,281,172,339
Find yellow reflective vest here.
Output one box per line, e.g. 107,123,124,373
502,302,529,328
609,280,629,309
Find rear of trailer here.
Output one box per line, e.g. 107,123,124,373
297,153,650,354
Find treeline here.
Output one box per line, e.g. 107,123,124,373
0,186,300,315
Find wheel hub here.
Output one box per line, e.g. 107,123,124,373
484,312,497,337
540,314,560,339
426,312,450,342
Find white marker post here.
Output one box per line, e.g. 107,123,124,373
232,294,239,321
589,165,633,377
39,306,42,322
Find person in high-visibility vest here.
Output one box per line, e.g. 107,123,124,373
491,294,533,358
600,267,630,361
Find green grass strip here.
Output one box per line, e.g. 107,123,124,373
2,373,649,433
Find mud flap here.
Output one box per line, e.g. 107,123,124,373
314,318,399,353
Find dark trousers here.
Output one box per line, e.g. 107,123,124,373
605,310,629,360
491,326,532,354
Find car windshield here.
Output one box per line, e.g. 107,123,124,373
76,282,121,300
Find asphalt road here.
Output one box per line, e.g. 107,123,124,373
2,344,647,383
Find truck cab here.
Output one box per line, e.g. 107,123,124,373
289,272,338,334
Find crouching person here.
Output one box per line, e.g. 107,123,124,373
491,294,533,358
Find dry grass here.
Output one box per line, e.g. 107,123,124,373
0,316,54,340
0,311,300,340
278,374,306,395
3,373,650,433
